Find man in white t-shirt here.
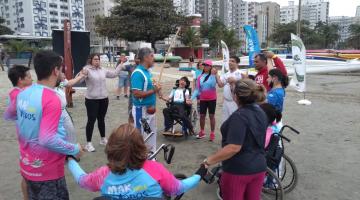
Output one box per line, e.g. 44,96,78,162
216,56,246,122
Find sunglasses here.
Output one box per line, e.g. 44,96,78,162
202,63,211,67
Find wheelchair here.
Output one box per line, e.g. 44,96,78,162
162,78,198,138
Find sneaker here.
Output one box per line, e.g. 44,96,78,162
196,130,205,139
209,132,215,142
124,94,129,98
100,137,108,146
85,143,95,152
116,96,120,100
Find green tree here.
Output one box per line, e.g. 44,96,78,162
180,27,201,57
222,29,240,54
105,0,186,51
5,40,32,53
315,22,340,48
207,19,226,50
347,24,360,49
0,17,13,35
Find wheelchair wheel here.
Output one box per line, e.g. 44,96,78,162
277,153,298,193
262,167,284,200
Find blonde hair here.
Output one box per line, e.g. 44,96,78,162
233,79,266,105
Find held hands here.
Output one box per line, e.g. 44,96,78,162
120,56,128,64
264,51,275,59
75,143,84,160
186,99,192,105
195,164,208,179
211,68,218,75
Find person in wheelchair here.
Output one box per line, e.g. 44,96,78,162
67,124,201,199
161,76,195,135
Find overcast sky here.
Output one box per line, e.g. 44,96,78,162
249,0,360,17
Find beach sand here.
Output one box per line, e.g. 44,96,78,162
0,66,359,200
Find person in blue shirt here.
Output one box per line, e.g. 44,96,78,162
266,68,289,113
131,47,161,153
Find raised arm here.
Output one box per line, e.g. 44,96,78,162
105,63,124,78
38,90,79,156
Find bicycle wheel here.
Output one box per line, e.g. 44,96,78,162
277,153,298,193
262,168,284,200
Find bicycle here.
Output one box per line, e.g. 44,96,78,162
267,125,300,194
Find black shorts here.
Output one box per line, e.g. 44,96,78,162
26,176,69,200
199,100,217,115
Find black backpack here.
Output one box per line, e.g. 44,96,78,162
265,133,284,169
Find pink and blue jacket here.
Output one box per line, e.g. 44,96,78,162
16,84,79,181
191,74,217,101
3,87,22,121
67,160,200,199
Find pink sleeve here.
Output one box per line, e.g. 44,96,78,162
78,166,110,192
273,57,287,75
3,89,20,121
38,89,79,155
143,161,183,196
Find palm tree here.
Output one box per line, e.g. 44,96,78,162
223,29,241,54
6,40,33,53
180,27,201,57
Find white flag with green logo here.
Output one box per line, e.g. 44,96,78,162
221,40,230,74
290,33,306,92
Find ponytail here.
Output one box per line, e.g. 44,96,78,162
282,75,289,88
234,79,266,105
254,84,266,103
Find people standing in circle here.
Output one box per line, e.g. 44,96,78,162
116,54,130,100
192,60,218,141
267,68,289,113
131,47,161,153
71,53,125,152
202,79,268,200
254,51,287,91
216,56,245,122
15,51,83,200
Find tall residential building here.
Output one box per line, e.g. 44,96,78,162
280,1,298,24
257,2,280,47
0,0,85,37
219,0,233,27
356,6,360,17
301,0,329,28
329,16,360,43
195,0,220,24
84,0,114,46
173,0,195,15
232,1,279,51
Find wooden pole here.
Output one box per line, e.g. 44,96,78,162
64,19,74,107
297,0,302,37
157,27,181,83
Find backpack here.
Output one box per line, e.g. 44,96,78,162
265,133,284,169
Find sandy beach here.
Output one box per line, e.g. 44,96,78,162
0,66,359,200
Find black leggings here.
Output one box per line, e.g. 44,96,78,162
85,98,109,142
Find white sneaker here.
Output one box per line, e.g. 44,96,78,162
85,143,95,152
100,137,108,146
